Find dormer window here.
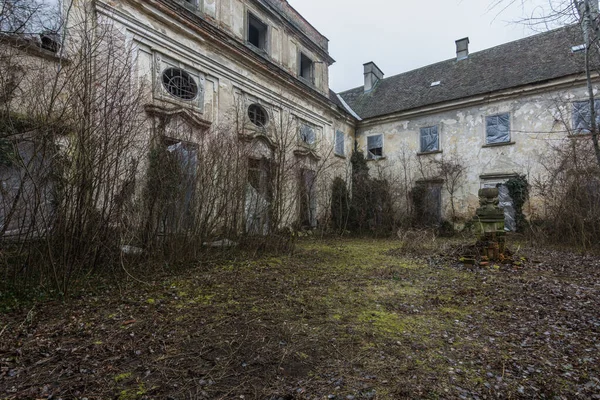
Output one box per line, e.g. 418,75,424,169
299,52,314,83
248,13,268,51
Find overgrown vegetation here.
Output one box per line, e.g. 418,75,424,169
2,238,599,398
504,174,529,232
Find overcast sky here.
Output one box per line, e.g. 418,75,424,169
287,0,556,92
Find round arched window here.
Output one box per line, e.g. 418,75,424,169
248,104,268,127
162,68,199,100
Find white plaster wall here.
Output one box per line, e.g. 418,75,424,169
356,86,596,221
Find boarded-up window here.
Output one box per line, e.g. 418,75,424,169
572,100,600,133
486,113,510,144
299,169,317,228
300,124,316,146
367,134,383,160
335,130,345,156
420,126,439,152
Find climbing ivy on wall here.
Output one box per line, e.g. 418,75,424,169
504,175,530,232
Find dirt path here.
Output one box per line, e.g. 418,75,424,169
1,239,599,399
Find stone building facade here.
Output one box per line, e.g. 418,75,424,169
1,0,598,236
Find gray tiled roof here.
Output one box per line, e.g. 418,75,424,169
339,25,587,120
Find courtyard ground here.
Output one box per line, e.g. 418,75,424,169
1,238,599,399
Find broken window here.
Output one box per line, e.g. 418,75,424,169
162,68,199,101
299,52,314,83
420,126,439,153
246,158,273,235
367,134,383,159
299,124,316,146
248,104,268,127
299,169,317,228
572,100,600,134
248,13,268,51
485,113,511,144
335,130,345,156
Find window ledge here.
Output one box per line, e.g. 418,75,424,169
334,153,346,159
367,156,386,162
417,150,442,156
569,132,595,138
246,42,269,58
482,141,515,148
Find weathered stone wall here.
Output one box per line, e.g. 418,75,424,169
355,83,597,222
95,0,353,229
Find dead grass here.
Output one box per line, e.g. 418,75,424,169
1,238,599,399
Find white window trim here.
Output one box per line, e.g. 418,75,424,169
154,52,205,112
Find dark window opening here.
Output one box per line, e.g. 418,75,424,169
154,137,199,234
246,157,273,235
248,104,268,127
412,182,442,227
162,68,199,101
299,169,317,228
299,53,314,82
367,134,383,159
248,13,267,51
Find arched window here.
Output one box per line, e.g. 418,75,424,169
248,104,268,127
162,68,199,100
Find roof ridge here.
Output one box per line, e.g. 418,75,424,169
338,24,578,95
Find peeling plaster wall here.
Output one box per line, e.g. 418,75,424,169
96,0,354,228
356,86,596,221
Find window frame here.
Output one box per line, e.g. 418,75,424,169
485,113,511,145
247,103,269,128
419,125,440,153
572,100,600,134
161,67,200,101
299,52,315,84
334,130,345,157
299,122,317,147
246,12,269,54
366,134,384,160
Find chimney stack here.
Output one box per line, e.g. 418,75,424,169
456,37,470,61
364,62,384,93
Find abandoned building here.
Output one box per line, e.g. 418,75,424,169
0,0,598,238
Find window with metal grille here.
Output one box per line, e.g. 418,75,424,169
162,68,199,100
248,104,268,127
